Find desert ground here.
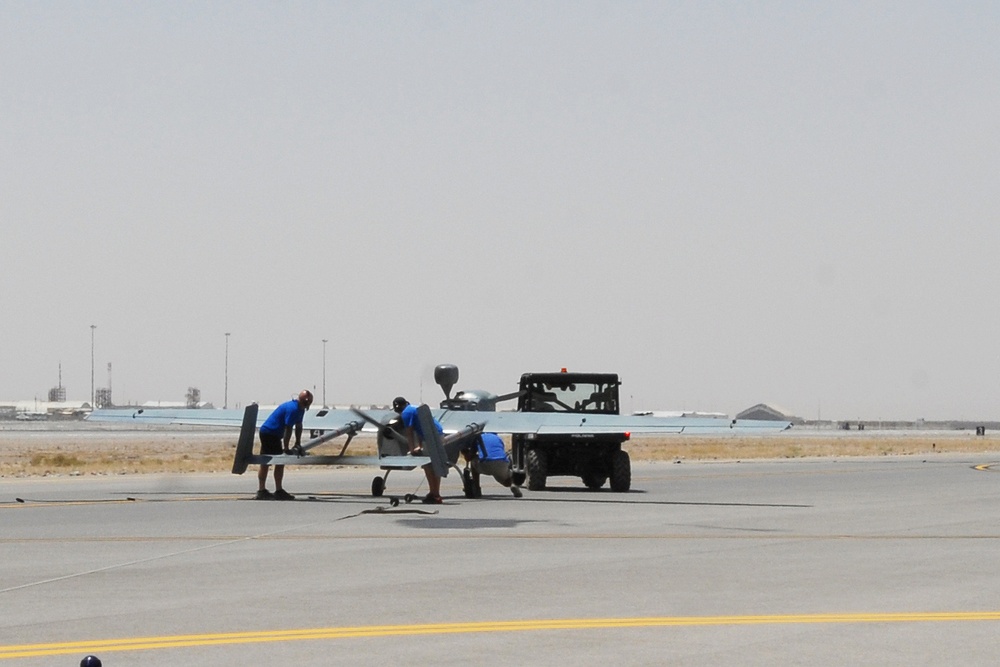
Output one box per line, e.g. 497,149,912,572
2,424,1000,477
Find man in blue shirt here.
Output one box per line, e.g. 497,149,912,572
256,389,313,500
392,396,445,504
463,432,522,498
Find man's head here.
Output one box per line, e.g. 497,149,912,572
298,389,314,409
392,396,409,414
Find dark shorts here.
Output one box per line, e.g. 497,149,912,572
259,430,283,456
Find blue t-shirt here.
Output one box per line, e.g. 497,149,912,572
400,404,443,439
477,433,507,461
260,399,305,435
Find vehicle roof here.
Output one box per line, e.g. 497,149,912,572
519,372,621,383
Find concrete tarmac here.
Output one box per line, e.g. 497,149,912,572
3,455,1000,665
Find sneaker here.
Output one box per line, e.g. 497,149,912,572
273,489,295,501
255,489,274,501
421,493,443,504
510,485,523,498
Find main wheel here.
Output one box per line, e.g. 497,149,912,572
371,476,385,497
609,450,631,492
462,468,476,498
526,448,548,491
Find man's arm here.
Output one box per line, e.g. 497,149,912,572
405,427,420,454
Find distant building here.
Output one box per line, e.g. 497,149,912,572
95,387,112,409
0,401,92,420
140,401,214,409
736,403,803,424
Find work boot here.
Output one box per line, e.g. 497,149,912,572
510,485,523,498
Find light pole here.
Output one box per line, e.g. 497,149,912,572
90,325,96,407
224,332,231,409
322,338,328,408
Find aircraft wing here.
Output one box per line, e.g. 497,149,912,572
87,406,418,468
87,408,256,427
87,407,790,434
87,407,395,431
435,410,791,435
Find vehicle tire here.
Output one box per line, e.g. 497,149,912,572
526,448,548,491
609,450,631,492
371,476,385,497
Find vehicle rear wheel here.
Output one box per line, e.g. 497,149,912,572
371,476,385,497
609,450,631,492
526,448,548,491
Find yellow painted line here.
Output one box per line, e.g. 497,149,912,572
3,612,1000,659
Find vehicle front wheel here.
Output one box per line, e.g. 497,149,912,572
526,448,548,491
609,450,631,492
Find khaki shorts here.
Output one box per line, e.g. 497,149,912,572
474,458,512,484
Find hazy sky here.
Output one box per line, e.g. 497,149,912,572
2,2,998,420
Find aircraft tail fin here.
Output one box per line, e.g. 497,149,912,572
416,404,450,478
231,403,259,475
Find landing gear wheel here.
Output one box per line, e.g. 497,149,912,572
582,471,607,490
389,497,400,507
609,450,631,492
526,448,548,491
512,471,526,487
371,476,385,497
404,494,416,504
462,468,476,498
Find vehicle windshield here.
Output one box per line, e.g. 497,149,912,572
523,379,618,414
